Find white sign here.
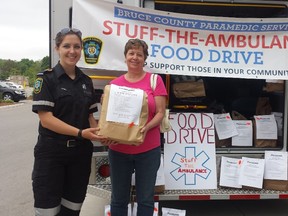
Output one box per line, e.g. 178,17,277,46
254,114,278,140
165,113,215,145
132,203,159,216
232,120,253,146
73,0,288,80
220,156,242,188
164,144,217,190
214,113,238,140
162,207,186,216
239,157,265,189
264,151,288,180
163,113,216,190
107,84,144,125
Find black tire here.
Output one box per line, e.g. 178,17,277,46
3,92,14,101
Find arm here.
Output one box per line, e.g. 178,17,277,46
38,111,104,141
141,95,166,133
89,113,98,128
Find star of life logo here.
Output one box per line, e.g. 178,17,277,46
170,147,211,185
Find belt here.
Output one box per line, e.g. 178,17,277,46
39,135,83,148
65,139,80,148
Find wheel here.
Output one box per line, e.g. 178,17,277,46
3,92,14,101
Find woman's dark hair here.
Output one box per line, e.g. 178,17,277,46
55,28,82,47
124,39,149,60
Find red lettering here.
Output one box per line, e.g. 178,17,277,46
102,20,113,35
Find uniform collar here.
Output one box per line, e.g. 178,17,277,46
54,62,83,80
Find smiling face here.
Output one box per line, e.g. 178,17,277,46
124,39,148,73
125,46,145,72
56,34,82,68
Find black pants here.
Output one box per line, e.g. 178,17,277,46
32,135,93,216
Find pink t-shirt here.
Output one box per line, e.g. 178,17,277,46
109,72,167,154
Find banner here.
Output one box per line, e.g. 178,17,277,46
73,0,288,80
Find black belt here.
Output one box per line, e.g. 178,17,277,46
39,135,84,148
64,139,80,148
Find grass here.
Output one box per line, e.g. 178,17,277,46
0,99,15,106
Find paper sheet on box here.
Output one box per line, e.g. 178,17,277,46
107,84,143,125
239,157,265,189
220,156,242,188
232,120,253,146
214,113,238,140
254,114,277,140
264,151,288,180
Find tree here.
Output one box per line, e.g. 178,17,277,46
41,56,50,70
0,57,50,86
0,60,18,80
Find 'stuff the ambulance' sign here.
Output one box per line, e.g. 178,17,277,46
164,113,217,190
73,0,288,80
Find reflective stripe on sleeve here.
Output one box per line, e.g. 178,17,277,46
61,198,83,211
33,100,55,107
35,205,60,216
89,102,98,110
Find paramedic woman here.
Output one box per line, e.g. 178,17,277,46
32,28,107,216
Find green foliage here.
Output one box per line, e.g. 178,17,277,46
41,56,50,70
0,56,50,86
0,99,14,104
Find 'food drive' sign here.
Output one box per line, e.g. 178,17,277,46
164,113,217,189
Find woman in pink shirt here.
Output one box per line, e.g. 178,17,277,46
108,39,167,216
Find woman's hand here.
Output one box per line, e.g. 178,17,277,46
82,128,106,141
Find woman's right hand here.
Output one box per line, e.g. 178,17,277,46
82,128,106,141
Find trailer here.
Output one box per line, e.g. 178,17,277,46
49,0,288,209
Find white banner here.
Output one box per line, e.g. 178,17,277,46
73,0,288,80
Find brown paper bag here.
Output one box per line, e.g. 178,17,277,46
263,179,288,191
256,97,272,115
231,111,247,120
215,131,231,147
265,82,284,93
253,119,277,148
254,98,277,147
98,85,148,145
173,81,206,98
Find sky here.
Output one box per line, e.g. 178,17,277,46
0,0,49,61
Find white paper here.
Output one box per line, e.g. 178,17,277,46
105,204,132,216
106,84,144,125
132,202,158,216
214,113,238,140
239,157,265,189
164,143,217,190
232,120,253,146
264,151,288,180
254,114,277,140
162,207,186,216
219,156,242,188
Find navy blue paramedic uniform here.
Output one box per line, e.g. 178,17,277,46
32,63,98,216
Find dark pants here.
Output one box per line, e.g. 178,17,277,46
109,147,161,216
32,135,93,216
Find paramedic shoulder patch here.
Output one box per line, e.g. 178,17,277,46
34,78,43,94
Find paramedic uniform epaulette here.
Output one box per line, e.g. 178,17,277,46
37,68,53,76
